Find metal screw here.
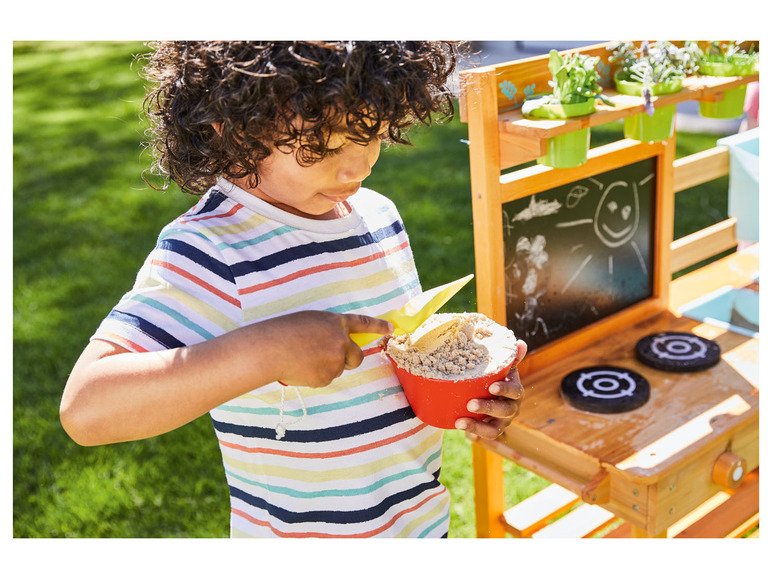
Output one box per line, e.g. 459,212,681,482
633,489,639,496
633,504,639,511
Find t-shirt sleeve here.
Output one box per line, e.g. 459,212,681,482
91,228,242,353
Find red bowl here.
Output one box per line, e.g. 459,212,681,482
387,354,515,429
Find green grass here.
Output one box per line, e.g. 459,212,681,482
13,41,737,538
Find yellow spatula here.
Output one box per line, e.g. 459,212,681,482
351,273,474,347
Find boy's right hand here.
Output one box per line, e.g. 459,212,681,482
266,311,393,388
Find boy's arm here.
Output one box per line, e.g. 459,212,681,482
60,311,393,446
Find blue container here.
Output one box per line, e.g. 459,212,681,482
717,128,759,244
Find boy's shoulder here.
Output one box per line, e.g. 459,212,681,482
154,188,242,248
352,186,400,215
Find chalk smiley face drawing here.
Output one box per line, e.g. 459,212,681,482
557,171,652,291
593,179,639,248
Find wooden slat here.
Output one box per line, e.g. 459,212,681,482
674,469,759,538
725,513,759,538
602,521,632,538
499,138,664,202
501,484,581,538
670,217,737,273
669,244,758,311
531,504,616,538
473,431,601,499
673,146,730,193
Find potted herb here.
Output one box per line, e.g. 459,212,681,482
522,49,611,168
609,41,699,142
691,41,759,119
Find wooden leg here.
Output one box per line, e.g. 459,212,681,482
630,525,667,538
472,441,507,538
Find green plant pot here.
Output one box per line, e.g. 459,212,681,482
523,97,595,168
522,97,597,120
698,61,752,119
615,77,681,142
539,128,590,168
699,85,747,119
623,104,677,143
615,77,683,97
700,61,757,77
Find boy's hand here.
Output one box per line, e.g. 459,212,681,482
269,311,393,388
454,340,527,440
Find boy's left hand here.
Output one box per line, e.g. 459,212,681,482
455,340,527,440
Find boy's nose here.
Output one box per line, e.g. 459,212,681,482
337,142,378,183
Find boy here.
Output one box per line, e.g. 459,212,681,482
60,41,527,538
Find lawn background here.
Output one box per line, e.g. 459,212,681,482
13,41,735,538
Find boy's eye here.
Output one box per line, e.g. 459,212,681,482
326,133,388,158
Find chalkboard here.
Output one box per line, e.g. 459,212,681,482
502,157,656,351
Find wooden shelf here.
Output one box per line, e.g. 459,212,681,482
498,73,759,141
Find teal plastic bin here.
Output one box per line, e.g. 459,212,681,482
679,285,759,341
717,128,759,244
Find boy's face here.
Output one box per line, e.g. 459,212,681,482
234,130,384,220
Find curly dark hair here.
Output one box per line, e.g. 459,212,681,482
139,41,458,194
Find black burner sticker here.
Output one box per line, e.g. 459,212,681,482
635,332,721,373
561,365,650,413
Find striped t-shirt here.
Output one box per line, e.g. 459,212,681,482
92,178,451,538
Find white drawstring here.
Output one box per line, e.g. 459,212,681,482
275,383,307,440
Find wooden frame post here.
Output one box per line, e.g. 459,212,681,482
472,441,507,537
463,66,510,539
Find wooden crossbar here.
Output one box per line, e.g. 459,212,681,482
670,217,738,273
669,146,736,272
530,504,617,539
673,146,730,193
501,484,580,538
673,469,760,538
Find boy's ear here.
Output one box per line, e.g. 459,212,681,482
212,122,223,136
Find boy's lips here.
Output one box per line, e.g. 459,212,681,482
321,185,360,202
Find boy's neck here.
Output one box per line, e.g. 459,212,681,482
227,177,352,221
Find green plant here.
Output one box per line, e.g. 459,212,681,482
691,40,759,75
546,49,609,105
610,41,699,115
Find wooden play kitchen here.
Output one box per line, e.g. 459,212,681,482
459,41,759,538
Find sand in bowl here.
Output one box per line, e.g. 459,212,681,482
385,313,517,428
